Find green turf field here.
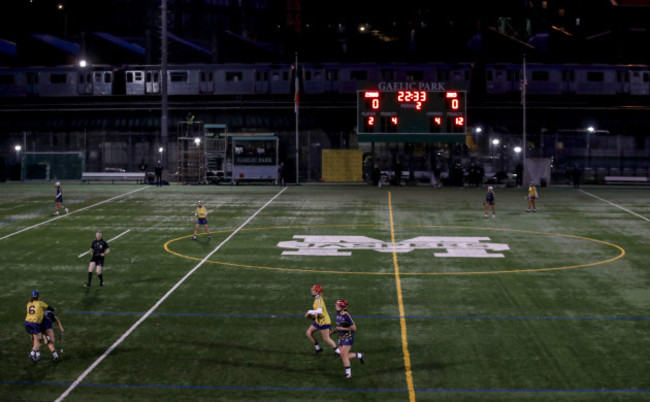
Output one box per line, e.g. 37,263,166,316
1,183,649,401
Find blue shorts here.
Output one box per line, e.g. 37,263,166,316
311,322,332,331
41,319,53,331
25,322,42,335
338,333,355,346
197,218,208,225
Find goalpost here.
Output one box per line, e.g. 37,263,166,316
524,157,551,187
21,152,86,181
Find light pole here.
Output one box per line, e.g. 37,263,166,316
491,138,499,171
15,145,22,182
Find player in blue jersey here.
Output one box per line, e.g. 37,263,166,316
42,310,64,359
484,186,495,218
25,290,59,362
305,285,340,355
54,181,68,215
334,299,363,378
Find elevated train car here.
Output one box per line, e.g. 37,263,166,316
0,62,649,99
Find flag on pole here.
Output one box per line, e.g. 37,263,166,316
520,77,527,105
294,65,299,114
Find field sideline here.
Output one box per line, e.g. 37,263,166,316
0,183,649,402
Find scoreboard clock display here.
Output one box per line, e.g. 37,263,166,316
357,90,467,142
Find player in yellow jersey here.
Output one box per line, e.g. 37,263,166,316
526,182,538,213
304,285,340,355
192,201,212,240
24,290,59,362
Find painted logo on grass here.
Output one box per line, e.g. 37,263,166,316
277,236,509,257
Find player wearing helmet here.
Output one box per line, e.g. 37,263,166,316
25,290,59,362
305,285,340,355
54,182,68,215
334,299,364,378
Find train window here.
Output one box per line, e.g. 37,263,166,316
437,70,450,80
170,72,188,82
326,70,338,81
104,73,112,83
587,72,604,82
531,71,549,81
351,70,368,80
271,72,280,81
127,72,133,83
486,70,493,80
200,71,214,82
0,75,15,84
282,71,289,80
304,70,312,81
50,73,67,84
226,72,243,82
644,73,649,82
255,71,268,81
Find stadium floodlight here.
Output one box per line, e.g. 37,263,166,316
79,60,87,68
514,146,522,153
587,126,595,133
194,138,201,146
159,147,164,154
15,145,21,152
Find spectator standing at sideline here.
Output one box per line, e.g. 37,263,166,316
154,161,163,187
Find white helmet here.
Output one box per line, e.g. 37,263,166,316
55,181,61,187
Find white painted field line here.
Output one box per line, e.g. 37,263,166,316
0,186,149,242
77,229,131,258
55,186,288,402
579,189,650,223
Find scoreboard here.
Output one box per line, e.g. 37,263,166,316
357,90,467,143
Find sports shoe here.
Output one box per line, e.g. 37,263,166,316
208,235,212,240
54,211,59,215
526,209,530,213
100,282,104,287
64,208,69,213
54,356,61,362
84,283,90,288
492,214,495,219
314,348,323,355
344,373,352,378
192,236,197,240
358,353,364,364
29,353,37,362
484,214,487,218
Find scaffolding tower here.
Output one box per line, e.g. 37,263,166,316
177,119,205,183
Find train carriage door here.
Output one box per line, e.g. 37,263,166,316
199,70,214,93
145,70,160,94
561,69,575,94
78,71,93,95
324,68,338,93
254,68,269,94
26,71,38,96
616,70,630,94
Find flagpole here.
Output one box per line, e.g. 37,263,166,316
522,53,527,181
294,52,300,185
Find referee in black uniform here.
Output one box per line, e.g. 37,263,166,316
85,230,110,288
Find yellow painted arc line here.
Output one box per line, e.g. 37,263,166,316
163,225,625,276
